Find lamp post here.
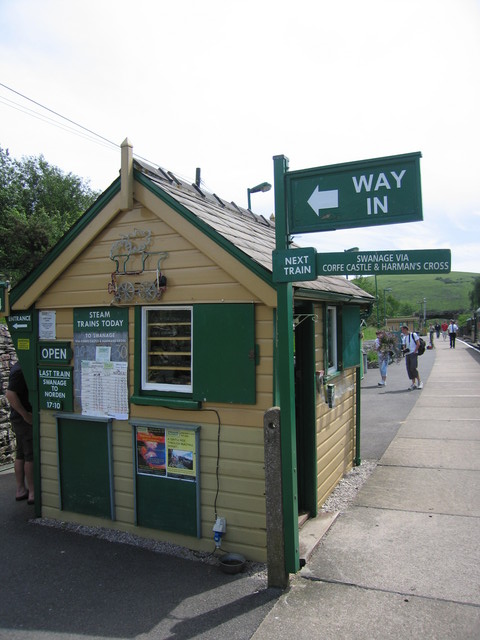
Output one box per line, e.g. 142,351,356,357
247,181,271,210
344,247,359,280
383,287,392,327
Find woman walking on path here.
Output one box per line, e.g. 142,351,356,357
375,330,389,386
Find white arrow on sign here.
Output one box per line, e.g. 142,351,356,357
13,323,28,329
307,187,339,215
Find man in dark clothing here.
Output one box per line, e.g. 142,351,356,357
6,362,34,504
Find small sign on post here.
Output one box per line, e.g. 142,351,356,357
316,249,451,277
272,247,317,282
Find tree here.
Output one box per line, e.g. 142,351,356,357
0,146,100,285
470,276,480,310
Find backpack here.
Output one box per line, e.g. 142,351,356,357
417,337,426,356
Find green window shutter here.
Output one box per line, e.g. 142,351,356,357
342,305,360,369
193,303,256,404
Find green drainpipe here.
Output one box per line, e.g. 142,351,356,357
355,365,361,466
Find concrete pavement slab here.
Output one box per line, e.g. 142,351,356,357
251,580,480,640
403,405,480,421
300,506,480,605
380,437,480,469
355,465,480,516
399,418,480,440
413,395,480,408
418,384,480,394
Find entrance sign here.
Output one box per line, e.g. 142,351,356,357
8,312,32,332
317,249,451,277
272,247,317,282
286,152,422,234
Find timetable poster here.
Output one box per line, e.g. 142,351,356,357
80,360,128,419
73,307,129,418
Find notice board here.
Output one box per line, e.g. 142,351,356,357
73,307,129,419
132,419,201,537
56,414,114,519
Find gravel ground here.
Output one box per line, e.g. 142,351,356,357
33,516,268,578
320,459,378,513
32,459,377,579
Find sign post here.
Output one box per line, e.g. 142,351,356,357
272,151,427,578
273,154,299,575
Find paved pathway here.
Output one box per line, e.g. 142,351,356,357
252,338,480,639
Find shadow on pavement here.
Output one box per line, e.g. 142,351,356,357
0,472,278,640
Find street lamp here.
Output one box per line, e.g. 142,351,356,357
383,287,392,327
344,247,359,280
247,181,271,210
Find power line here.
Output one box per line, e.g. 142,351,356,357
0,81,201,187
0,95,117,152
0,81,119,150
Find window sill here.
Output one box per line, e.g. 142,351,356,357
324,370,342,383
130,395,202,410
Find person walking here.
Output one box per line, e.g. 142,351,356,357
448,319,459,348
441,320,448,341
6,361,34,504
401,324,423,391
429,324,435,348
375,330,389,387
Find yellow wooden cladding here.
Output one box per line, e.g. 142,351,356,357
34,200,275,562
313,303,356,510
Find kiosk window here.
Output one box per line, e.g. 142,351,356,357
135,304,257,405
326,306,338,374
142,306,192,393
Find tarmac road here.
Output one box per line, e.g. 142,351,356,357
360,341,436,460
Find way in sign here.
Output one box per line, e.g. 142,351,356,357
308,169,407,216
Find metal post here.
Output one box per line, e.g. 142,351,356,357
355,366,361,466
273,154,299,575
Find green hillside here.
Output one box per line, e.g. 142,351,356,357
357,271,479,317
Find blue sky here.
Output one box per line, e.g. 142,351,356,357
0,0,479,273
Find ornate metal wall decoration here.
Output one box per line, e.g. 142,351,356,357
107,229,168,303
